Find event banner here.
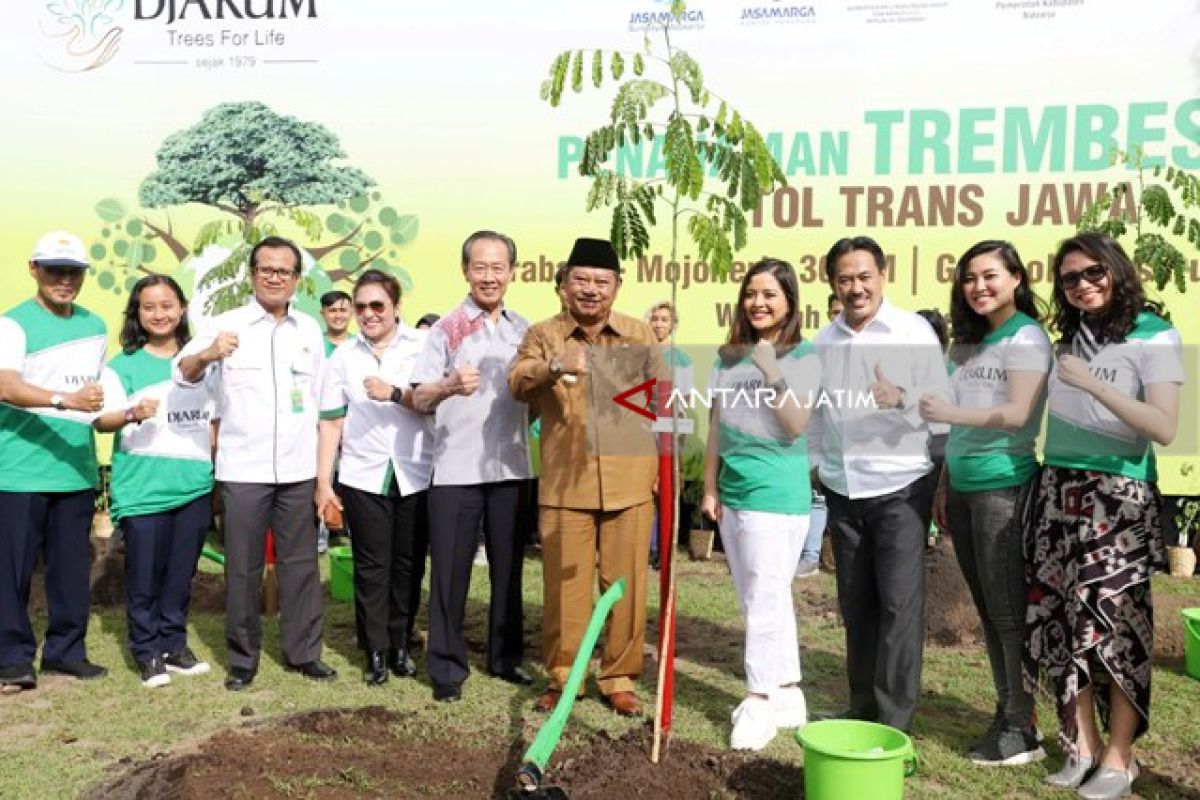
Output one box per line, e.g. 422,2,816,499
3,0,1199,489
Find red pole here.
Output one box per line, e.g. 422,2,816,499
652,378,676,757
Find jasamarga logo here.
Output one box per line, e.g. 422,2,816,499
628,7,705,31
740,5,816,23
134,0,318,24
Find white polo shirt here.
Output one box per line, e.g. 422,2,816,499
174,298,324,484
808,298,953,499
319,325,433,496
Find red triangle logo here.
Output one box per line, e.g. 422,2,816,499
612,378,657,420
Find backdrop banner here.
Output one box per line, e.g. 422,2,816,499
4,0,1199,489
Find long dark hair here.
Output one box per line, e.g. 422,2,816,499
120,275,191,355
949,240,1043,364
719,258,802,366
1050,232,1159,350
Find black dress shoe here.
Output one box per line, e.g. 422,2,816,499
224,667,256,691
387,648,416,678
433,683,462,702
0,663,37,690
489,666,534,686
287,660,338,681
364,651,388,686
40,659,107,680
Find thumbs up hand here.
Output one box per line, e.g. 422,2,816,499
869,362,904,409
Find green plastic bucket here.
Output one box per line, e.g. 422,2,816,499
796,720,916,800
328,545,354,602
1184,609,1200,681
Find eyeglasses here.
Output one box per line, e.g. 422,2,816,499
355,301,388,315
253,266,299,280
1060,263,1107,290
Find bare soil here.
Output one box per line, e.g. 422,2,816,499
83,706,801,799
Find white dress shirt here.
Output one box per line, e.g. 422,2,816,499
319,325,433,496
175,298,324,484
808,298,952,499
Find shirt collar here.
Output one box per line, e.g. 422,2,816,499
834,297,898,335
463,294,510,322
558,309,630,340
247,295,300,324
354,322,420,352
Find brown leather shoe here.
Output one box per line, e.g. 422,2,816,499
604,691,643,717
534,688,562,713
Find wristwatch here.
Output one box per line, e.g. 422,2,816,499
389,385,404,404
50,393,66,411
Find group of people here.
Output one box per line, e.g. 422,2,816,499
0,225,1182,800
698,232,1179,800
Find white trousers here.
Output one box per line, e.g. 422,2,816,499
720,507,808,694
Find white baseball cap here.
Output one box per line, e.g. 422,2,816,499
31,230,89,269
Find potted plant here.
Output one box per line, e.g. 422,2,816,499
678,440,715,561
1170,496,1199,578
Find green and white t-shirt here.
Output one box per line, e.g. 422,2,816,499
100,349,215,522
946,312,1051,492
0,299,105,492
1044,312,1183,481
712,341,821,515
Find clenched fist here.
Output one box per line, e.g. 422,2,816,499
69,382,104,413
204,331,239,363
131,396,160,422
449,363,481,396
559,341,589,376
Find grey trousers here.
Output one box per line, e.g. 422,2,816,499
826,475,933,732
948,480,1035,730
221,480,324,671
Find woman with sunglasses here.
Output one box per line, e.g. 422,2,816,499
918,241,1051,766
94,275,215,688
1026,233,1182,799
316,269,432,685
700,258,820,751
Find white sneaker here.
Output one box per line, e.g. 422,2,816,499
730,696,777,751
773,684,808,728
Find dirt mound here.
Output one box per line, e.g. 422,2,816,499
84,706,801,800
27,535,227,616
924,537,983,647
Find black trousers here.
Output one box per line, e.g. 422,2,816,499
0,490,95,667
825,474,933,732
340,482,428,653
220,480,324,671
426,480,523,688
122,494,211,663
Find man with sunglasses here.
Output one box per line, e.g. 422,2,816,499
410,230,534,702
176,235,335,691
0,231,108,690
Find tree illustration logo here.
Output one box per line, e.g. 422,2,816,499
86,102,419,320
38,0,124,72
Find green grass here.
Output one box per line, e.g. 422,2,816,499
0,554,1197,798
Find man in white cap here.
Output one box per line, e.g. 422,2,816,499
0,231,108,690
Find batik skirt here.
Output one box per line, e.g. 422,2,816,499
1023,466,1163,755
